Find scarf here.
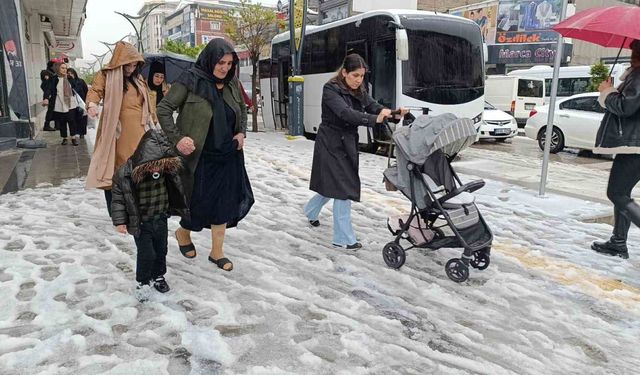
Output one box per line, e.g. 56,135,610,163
59,75,72,107
148,61,166,106
174,38,239,153
86,68,152,189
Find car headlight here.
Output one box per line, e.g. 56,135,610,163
511,118,517,125
472,113,482,124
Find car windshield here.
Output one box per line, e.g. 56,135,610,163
484,101,496,110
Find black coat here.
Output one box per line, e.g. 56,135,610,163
111,130,190,236
595,67,640,153
42,75,60,111
309,81,383,202
70,78,88,101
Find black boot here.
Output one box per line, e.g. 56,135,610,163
591,208,629,259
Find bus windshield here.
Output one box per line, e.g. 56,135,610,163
401,18,484,105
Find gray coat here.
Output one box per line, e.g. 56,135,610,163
309,81,383,202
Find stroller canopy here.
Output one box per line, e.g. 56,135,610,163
393,113,477,165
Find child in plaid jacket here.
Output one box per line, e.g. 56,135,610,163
111,130,189,301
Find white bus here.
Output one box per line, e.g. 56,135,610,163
259,10,485,149
507,64,630,104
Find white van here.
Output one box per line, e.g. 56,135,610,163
484,75,545,126
507,64,630,104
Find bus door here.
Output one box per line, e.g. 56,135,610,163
274,54,290,129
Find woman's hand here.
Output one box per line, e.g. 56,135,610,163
87,105,99,118
177,136,196,155
376,108,393,123
116,225,127,234
598,78,613,92
395,107,409,119
233,133,245,150
42,99,49,107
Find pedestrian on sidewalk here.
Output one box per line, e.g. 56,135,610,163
147,61,171,107
85,41,158,217
112,130,190,302
592,39,640,259
67,68,88,139
304,53,405,250
157,38,254,272
40,60,56,131
42,62,79,146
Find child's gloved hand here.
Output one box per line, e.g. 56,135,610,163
116,225,127,234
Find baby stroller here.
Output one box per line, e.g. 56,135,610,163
382,113,493,282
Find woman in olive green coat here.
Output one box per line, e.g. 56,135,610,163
157,39,254,271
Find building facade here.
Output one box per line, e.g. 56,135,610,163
138,1,180,54
1,0,87,144
571,0,637,65
318,0,417,24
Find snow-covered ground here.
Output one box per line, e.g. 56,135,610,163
1,132,639,375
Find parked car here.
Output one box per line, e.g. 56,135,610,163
524,92,604,153
479,101,518,141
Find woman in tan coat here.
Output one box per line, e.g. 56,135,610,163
85,42,157,214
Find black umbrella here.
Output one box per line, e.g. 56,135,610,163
141,52,195,84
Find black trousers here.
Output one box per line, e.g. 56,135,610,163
54,110,78,138
75,110,87,136
134,216,168,283
104,190,113,217
606,154,640,239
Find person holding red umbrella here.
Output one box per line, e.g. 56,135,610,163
591,40,640,259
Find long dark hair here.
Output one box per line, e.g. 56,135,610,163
632,39,640,64
67,67,79,80
331,53,368,96
124,62,143,95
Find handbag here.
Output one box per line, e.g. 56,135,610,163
73,90,87,117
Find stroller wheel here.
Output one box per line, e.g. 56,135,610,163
383,242,406,269
445,259,469,283
470,250,491,270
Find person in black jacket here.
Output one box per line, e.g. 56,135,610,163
111,130,190,301
67,68,89,139
591,39,640,259
40,61,56,131
304,53,406,249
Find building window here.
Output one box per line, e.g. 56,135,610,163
210,21,221,31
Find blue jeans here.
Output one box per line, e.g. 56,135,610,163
304,193,356,246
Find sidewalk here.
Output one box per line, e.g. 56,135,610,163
0,129,91,194
1,131,639,375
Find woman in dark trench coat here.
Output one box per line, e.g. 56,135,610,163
157,39,254,271
304,53,406,249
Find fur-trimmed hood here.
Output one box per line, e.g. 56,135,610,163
129,130,184,183
132,156,182,183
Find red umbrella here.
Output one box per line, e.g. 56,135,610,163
553,6,640,71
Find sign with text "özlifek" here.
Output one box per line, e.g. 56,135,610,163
495,31,559,44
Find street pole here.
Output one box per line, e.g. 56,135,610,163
539,0,569,197
115,3,162,53
287,0,307,137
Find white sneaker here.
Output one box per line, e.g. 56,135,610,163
134,282,152,302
